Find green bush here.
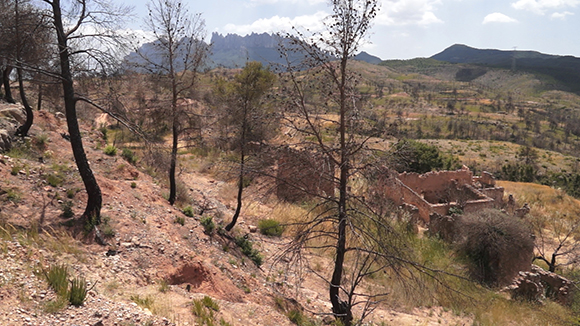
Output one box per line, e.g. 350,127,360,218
130,182,137,189
391,139,457,173
121,148,137,164
174,216,185,226
103,145,117,156
201,296,220,311
200,216,215,235
258,219,284,237
46,173,64,187
235,236,263,266
61,201,74,218
183,205,195,217
45,264,69,296
69,276,88,307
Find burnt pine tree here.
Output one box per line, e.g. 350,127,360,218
214,61,276,231
138,0,208,205
11,0,52,136
43,0,130,235
277,0,404,324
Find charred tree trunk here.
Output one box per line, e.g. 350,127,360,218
2,66,15,104
329,53,353,326
225,122,246,231
168,113,178,205
15,67,33,137
37,83,42,111
50,0,102,225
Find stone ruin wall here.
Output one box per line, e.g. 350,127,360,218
397,167,473,195
378,167,504,223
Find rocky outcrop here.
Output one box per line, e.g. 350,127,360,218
0,102,26,152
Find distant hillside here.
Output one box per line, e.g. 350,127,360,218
431,44,580,93
353,51,383,64
126,32,383,70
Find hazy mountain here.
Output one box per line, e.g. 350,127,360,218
126,32,383,70
431,44,580,92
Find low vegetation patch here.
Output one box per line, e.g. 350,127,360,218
258,219,284,236
234,236,263,266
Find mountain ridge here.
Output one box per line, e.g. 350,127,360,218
430,44,580,93
127,32,384,70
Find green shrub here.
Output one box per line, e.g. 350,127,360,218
99,126,108,142
68,276,88,307
45,264,69,296
46,173,64,187
200,216,215,235
235,236,263,266
183,205,195,217
130,182,137,189
391,139,445,173
61,201,74,218
5,188,21,203
103,145,117,156
121,148,137,164
10,165,20,176
201,296,220,311
258,219,284,237
174,216,185,226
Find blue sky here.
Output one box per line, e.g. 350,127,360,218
127,0,580,60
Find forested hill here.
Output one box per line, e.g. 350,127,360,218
431,44,580,93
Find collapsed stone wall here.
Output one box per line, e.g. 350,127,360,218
375,166,504,223
506,265,574,305
397,166,473,195
276,147,335,202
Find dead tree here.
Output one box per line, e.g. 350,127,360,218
132,0,208,205
533,213,580,273
42,0,131,236
274,1,429,325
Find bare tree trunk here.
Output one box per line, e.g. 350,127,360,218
330,53,353,326
169,114,178,205
2,66,15,104
226,147,245,231
50,0,102,225
37,83,42,111
15,67,33,137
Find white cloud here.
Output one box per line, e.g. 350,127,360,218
482,12,519,24
551,10,574,18
376,0,443,26
222,11,328,35
512,0,580,15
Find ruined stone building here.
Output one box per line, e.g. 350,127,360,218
374,166,505,223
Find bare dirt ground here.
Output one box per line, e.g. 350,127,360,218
0,106,471,325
